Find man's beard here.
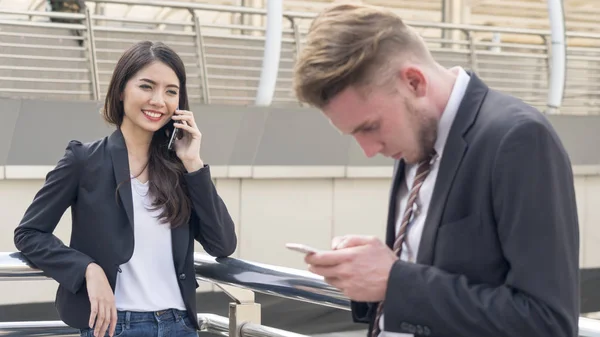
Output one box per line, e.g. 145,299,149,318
405,100,438,164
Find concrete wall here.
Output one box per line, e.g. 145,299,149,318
1,169,599,306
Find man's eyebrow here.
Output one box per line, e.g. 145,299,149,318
139,78,179,89
351,121,370,134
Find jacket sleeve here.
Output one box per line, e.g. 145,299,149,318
351,301,375,324
382,120,579,337
14,140,95,295
184,165,237,257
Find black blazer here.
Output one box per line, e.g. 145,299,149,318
352,73,580,337
14,129,237,330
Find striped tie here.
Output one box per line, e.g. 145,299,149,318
371,151,437,337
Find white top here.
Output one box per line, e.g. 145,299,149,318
114,177,186,312
379,67,471,336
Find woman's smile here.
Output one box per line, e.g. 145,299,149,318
142,109,165,122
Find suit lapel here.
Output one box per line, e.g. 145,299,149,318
416,72,489,265
416,131,467,264
386,160,405,248
108,129,134,228
107,128,189,272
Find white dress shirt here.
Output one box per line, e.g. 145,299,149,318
378,67,471,336
114,177,186,312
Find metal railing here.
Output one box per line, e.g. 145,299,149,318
0,0,599,114
0,251,345,337
1,251,600,337
0,314,308,337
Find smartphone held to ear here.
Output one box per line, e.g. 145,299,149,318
168,107,183,151
167,122,179,151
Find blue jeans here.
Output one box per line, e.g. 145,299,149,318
80,309,198,337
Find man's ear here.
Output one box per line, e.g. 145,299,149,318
399,66,427,98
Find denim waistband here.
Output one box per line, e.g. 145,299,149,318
116,308,188,324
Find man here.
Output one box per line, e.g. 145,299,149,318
293,3,579,337
47,0,85,46
47,0,85,23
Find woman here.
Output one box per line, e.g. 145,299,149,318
14,41,237,337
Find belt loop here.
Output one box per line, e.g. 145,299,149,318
125,311,131,329
172,309,179,322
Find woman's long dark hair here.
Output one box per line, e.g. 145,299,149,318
102,41,191,228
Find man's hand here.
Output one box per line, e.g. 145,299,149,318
305,235,398,302
85,263,117,337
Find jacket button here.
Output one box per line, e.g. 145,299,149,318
179,273,186,280
408,325,416,334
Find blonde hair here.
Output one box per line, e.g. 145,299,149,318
293,3,432,108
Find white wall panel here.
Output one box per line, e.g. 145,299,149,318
332,178,390,242
238,179,334,269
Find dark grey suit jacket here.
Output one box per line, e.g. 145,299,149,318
351,73,580,337
14,129,237,330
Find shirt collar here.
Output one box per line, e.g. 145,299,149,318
433,67,471,156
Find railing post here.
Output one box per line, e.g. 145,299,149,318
190,10,211,104
466,30,478,73
543,35,552,97
216,284,261,337
286,15,304,107
84,6,100,101
287,17,302,61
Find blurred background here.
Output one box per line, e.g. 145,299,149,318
0,0,599,336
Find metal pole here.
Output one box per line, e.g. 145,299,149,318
467,31,478,73
190,10,211,104
254,0,282,106
215,284,261,337
84,6,100,101
546,0,566,114
287,16,304,106
441,0,452,48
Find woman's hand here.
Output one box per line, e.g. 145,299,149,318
171,109,204,172
85,263,117,337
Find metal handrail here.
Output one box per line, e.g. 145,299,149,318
0,251,348,310
194,253,348,310
197,314,308,337
1,251,600,337
3,2,600,41
81,0,600,41
84,0,313,19
0,3,599,113
0,313,308,337
0,9,85,20
82,0,600,39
